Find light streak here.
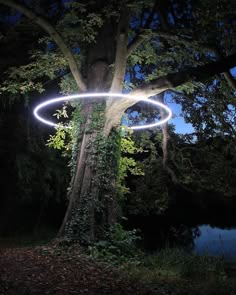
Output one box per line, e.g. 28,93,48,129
33,93,172,130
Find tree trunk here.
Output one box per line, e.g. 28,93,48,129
58,18,120,244
59,99,120,244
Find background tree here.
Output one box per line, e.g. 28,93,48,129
0,97,69,236
0,0,235,244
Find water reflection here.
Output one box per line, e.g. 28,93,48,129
194,225,236,262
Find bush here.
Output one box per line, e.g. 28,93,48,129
88,223,141,263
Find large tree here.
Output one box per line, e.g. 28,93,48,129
0,0,235,244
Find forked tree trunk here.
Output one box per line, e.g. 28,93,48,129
58,18,120,244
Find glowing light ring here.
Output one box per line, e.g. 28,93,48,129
33,93,172,130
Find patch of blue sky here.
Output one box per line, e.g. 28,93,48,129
168,12,175,25
72,48,81,54
129,16,140,30
123,73,194,134
122,93,194,134
230,67,236,76
47,42,55,51
1,11,21,24
165,92,194,134
134,65,145,80
168,100,194,134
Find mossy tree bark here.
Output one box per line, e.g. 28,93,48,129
58,17,124,244
59,101,120,244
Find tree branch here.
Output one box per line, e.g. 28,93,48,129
154,31,236,91
127,2,236,91
105,9,130,134
109,8,130,93
0,0,87,91
127,1,159,57
131,52,236,97
213,49,236,91
104,52,236,135
128,28,236,91
127,30,151,57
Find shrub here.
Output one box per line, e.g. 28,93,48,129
88,223,141,263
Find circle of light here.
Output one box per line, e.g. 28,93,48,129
33,93,172,130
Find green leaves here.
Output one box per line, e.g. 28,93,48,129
88,223,140,263
57,9,104,44
0,80,44,95
53,105,69,120
0,50,69,96
117,130,144,198
47,126,68,150
176,82,202,95
47,105,73,153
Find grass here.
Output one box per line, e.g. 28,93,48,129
117,248,236,295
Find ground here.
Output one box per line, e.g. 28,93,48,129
1,244,236,295
0,245,152,295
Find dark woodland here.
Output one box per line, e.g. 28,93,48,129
0,1,236,294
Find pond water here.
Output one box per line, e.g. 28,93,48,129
194,225,236,262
